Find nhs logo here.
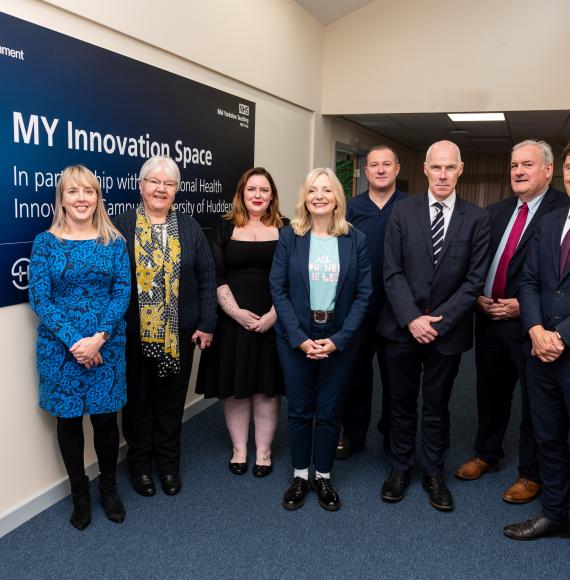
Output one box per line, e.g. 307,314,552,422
239,104,249,116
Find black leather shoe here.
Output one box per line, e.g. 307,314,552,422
422,475,453,511
381,469,411,503
160,474,182,496
313,477,341,512
335,439,364,460
503,513,570,541
229,459,248,475
132,474,156,497
282,477,311,510
253,461,273,478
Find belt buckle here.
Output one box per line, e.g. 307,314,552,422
312,310,329,324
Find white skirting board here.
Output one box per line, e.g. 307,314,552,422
0,397,217,539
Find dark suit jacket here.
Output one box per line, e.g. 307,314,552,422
520,207,570,345
269,225,372,352
378,193,490,355
113,209,217,336
486,186,568,299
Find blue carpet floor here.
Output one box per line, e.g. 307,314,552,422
1,351,569,579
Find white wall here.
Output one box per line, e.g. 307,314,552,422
44,0,324,111
0,0,319,534
322,0,570,114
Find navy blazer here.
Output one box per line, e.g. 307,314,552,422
379,193,490,355
520,207,570,344
486,186,568,299
269,225,372,352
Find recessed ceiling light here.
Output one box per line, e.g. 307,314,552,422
448,112,505,122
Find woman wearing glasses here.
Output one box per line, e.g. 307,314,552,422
29,165,130,530
114,156,216,497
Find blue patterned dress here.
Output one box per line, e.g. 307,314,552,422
28,232,131,418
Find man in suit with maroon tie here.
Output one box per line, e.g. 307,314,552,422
504,143,570,540
455,140,568,504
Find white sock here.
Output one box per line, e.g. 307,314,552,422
294,468,309,480
315,471,330,480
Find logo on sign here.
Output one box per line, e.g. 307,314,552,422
239,104,250,116
11,257,30,290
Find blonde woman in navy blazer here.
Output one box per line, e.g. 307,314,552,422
270,168,372,511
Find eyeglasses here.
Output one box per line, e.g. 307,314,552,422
143,178,178,190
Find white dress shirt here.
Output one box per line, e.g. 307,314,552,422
428,190,456,239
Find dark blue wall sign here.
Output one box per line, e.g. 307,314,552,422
0,12,255,307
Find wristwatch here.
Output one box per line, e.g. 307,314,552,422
97,331,110,342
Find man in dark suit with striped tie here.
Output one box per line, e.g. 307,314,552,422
455,140,568,504
378,141,490,511
504,143,570,540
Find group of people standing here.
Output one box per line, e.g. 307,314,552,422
28,137,570,542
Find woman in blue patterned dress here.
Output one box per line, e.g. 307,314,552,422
29,165,130,531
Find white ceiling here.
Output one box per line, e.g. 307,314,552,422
295,0,373,24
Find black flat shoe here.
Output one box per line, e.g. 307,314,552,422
422,475,453,511
229,457,248,475
282,477,311,510
381,469,411,503
160,474,182,496
313,477,341,512
132,473,156,497
504,513,570,540
253,461,273,478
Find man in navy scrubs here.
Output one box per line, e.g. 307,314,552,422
336,145,407,459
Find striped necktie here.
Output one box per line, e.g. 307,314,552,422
431,201,445,264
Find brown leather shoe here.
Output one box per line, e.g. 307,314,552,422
455,457,499,481
502,478,542,504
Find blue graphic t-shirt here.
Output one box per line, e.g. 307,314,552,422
309,235,340,311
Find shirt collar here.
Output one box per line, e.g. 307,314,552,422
428,190,456,211
516,188,547,216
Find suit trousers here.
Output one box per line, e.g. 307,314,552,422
123,330,195,477
385,340,461,475
474,315,539,481
276,321,359,473
341,314,391,446
526,355,570,522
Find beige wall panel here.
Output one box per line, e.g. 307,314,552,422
323,0,570,114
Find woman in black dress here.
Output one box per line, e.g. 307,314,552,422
197,168,286,477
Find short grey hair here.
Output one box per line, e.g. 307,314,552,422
138,156,181,188
512,139,553,167
425,140,462,164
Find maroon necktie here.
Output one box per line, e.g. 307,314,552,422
492,202,529,299
560,226,570,279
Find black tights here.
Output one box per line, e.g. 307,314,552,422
56,413,119,480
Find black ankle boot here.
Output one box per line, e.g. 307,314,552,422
99,473,126,524
70,475,91,531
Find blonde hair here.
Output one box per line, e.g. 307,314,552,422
291,168,350,236
49,165,123,245
224,167,284,228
